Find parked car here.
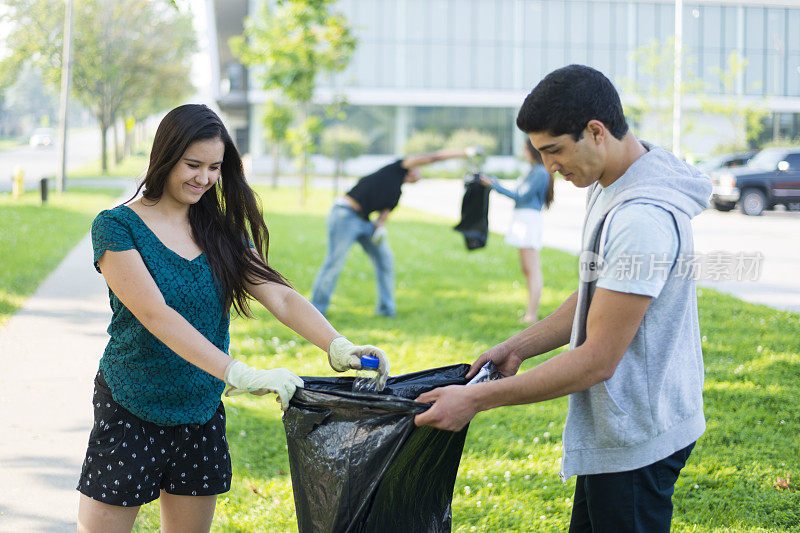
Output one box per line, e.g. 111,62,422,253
710,147,800,215
28,127,54,148
696,150,757,174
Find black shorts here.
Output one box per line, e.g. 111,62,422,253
77,372,232,507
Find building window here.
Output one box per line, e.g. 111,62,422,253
309,0,800,136
314,105,397,154
410,106,516,155
223,63,246,93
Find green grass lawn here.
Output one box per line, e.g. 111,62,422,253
66,185,793,532
0,187,124,327
0,137,24,151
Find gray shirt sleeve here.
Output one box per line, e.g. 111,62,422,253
596,203,679,298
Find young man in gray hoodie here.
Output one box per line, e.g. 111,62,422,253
414,65,712,532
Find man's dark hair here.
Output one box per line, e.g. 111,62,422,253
516,65,629,141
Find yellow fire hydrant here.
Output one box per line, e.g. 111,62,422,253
12,166,25,198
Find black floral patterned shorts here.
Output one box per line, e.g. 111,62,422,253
77,372,232,507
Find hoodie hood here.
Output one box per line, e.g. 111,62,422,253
595,141,712,219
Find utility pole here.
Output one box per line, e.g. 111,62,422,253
672,0,683,158
57,0,74,193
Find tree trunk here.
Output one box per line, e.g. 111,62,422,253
123,119,133,158
135,122,145,154
271,143,280,188
334,157,342,198
113,119,122,165
100,121,109,172
301,148,308,205
300,104,309,205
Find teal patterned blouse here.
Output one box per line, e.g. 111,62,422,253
91,205,228,425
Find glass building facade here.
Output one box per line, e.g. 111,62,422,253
212,0,800,162
330,0,800,98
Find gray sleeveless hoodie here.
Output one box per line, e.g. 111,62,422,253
561,141,712,480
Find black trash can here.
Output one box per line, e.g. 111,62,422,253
283,363,493,533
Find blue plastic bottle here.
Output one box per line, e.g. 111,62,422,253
353,354,381,392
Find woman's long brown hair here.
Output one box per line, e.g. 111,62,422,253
127,104,289,317
525,138,555,209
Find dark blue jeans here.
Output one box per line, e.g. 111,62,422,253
568,442,695,533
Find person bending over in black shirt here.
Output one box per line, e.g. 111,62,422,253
311,147,479,317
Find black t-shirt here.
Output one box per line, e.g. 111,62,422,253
346,159,408,218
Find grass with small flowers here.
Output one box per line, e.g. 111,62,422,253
125,186,799,532
0,187,123,327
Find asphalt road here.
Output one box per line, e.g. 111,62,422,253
0,129,102,192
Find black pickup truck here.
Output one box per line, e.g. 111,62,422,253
710,147,800,215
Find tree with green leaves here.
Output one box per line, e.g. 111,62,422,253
320,123,367,194
619,37,699,150
1,0,196,171
699,51,767,152
2,62,59,134
445,129,497,171
231,0,357,202
262,101,294,187
403,130,445,156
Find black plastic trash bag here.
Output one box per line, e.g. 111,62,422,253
283,363,497,533
454,173,490,251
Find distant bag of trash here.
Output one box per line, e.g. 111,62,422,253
454,173,490,251
282,363,499,533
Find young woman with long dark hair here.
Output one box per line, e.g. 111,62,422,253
76,104,388,533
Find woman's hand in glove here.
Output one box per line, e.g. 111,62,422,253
223,360,304,410
328,336,390,389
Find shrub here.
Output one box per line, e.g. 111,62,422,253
320,124,368,176
404,130,445,155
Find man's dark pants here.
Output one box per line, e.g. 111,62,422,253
568,442,695,533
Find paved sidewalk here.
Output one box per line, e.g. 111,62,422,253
0,184,136,532
0,233,111,532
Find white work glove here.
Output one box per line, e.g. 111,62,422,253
464,145,484,158
223,360,304,410
371,225,387,245
328,336,390,390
